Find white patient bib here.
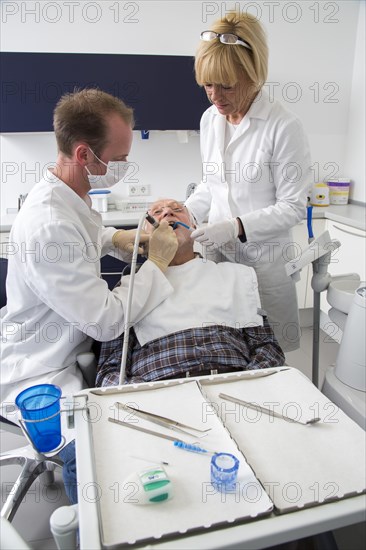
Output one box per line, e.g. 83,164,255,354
134,258,263,346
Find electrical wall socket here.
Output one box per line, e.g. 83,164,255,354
128,183,150,196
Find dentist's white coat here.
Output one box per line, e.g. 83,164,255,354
186,90,312,351
0,171,173,422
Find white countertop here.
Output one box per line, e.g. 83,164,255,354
1,203,365,233
0,209,143,232
310,203,366,230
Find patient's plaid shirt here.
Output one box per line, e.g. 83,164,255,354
95,318,285,387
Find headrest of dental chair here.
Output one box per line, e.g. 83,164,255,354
0,257,8,309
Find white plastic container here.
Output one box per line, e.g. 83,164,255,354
327,178,351,205
310,183,329,206
88,190,111,213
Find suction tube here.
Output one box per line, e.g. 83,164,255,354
307,200,314,242
145,214,192,231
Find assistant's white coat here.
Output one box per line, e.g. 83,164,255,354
186,90,312,351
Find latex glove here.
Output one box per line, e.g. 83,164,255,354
190,219,239,249
112,229,149,257
148,220,178,272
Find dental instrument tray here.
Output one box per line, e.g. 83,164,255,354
74,368,366,548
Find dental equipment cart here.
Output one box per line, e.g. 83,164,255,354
67,368,365,549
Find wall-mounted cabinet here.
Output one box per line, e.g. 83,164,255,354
0,52,210,132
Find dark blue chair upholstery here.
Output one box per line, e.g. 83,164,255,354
0,257,8,309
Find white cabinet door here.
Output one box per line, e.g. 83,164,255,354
326,220,366,279
321,220,366,315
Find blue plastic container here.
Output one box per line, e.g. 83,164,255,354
211,452,240,492
15,384,62,452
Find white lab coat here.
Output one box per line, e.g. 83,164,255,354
0,171,173,423
186,90,312,351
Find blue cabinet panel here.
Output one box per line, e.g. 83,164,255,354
100,225,146,290
0,52,210,132
101,254,146,290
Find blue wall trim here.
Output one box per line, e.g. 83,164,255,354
0,52,209,132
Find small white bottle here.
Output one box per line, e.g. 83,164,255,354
88,190,111,212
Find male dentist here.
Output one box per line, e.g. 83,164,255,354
0,89,177,502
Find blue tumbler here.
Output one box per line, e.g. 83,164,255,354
15,384,62,453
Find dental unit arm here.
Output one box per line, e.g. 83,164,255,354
119,212,150,385
285,230,341,388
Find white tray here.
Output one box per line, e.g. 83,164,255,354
84,379,273,548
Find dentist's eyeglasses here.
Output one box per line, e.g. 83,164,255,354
200,31,252,51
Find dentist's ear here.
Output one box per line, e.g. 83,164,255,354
75,144,89,166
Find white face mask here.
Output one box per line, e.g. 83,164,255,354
86,148,131,189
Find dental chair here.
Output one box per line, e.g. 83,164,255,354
0,258,64,522
0,516,31,550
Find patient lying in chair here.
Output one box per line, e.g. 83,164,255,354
96,199,285,386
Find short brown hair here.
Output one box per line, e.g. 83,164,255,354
53,88,134,157
195,11,268,91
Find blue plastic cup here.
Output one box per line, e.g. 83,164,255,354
211,453,240,492
15,384,62,452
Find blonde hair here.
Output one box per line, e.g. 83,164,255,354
53,88,134,157
195,11,268,91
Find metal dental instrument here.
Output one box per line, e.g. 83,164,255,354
219,393,321,425
128,454,169,466
115,402,211,437
108,418,216,454
109,417,181,441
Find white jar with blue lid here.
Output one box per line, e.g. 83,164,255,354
88,189,111,213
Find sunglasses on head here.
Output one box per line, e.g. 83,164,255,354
200,31,252,50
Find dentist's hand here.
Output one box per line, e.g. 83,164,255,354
190,219,239,249
148,221,178,272
112,229,150,257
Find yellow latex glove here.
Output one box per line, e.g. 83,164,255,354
148,221,178,272
112,229,149,256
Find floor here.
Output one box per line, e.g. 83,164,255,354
1,326,365,549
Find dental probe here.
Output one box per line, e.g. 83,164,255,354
108,418,217,454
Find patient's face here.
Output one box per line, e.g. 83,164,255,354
147,200,192,232
146,199,195,261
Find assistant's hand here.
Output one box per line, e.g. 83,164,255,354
190,219,239,249
148,220,178,272
112,229,149,256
